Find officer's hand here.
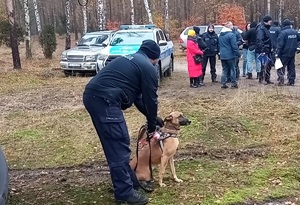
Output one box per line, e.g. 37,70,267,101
156,116,164,127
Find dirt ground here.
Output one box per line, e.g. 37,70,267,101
1,39,300,204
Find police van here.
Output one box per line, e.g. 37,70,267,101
97,24,174,81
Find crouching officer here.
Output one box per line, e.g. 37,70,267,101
83,40,161,205
275,19,300,86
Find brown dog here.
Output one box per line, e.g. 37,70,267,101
130,111,191,188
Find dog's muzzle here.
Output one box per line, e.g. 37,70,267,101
179,117,191,126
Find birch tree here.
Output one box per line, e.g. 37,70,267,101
24,0,32,58
82,0,87,34
65,0,71,50
278,0,283,23
267,0,270,15
130,0,134,24
164,0,169,32
97,0,106,30
143,0,153,24
5,0,21,69
32,0,41,35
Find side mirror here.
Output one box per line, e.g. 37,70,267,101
158,40,167,46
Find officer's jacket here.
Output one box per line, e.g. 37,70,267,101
256,23,272,54
269,25,281,49
202,31,219,56
276,26,300,58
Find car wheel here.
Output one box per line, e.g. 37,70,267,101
0,148,9,205
166,58,173,77
64,71,72,77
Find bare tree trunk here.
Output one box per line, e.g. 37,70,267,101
83,0,87,34
32,0,41,35
267,0,271,14
5,0,21,69
23,0,32,58
65,0,71,50
279,0,283,23
97,0,105,30
72,2,78,40
164,0,169,32
130,0,135,24
143,0,153,24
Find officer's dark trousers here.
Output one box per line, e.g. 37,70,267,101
277,56,296,84
202,55,217,81
83,93,139,200
260,54,272,82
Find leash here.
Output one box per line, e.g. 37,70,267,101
78,0,88,6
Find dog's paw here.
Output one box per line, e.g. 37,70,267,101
174,178,183,183
159,182,167,187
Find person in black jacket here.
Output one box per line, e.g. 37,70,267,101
256,15,273,84
241,23,251,77
244,22,261,79
82,40,161,205
201,24,219,83
275,19,300,86
193,26,208,51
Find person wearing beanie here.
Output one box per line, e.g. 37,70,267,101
201,24,219,83
82,39,161,204
256,15,274,84
193,26,208,51
186,29,204,88
275,18,300,86
241,23,251,77
243,21,262,79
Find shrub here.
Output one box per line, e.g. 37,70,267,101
39,25,57,59
0,19,24,47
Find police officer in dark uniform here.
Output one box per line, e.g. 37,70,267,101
275,19,300,86
201,24,219,83
269,20,281,65
256,15,274,84
83,40,161,205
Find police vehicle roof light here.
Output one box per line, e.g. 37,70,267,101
120,24,156,30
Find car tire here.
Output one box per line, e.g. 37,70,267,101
156,64,162,87
64,71,72,77
0,148,8,205
166,58,173,77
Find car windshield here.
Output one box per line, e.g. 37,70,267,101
110,31,154,46
184,26,206,35
213,27,223,35
78,34,108,46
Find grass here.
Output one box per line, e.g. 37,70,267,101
1,38,300,204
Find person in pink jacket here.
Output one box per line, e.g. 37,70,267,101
186,29,204,88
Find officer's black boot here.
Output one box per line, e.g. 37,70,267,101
115,190,149,205
246,73,252,79
199,76,205,86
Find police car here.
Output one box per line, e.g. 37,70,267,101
97,24,174,81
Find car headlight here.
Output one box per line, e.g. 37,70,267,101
98,54,108,61
61,53,67,61
85,55,97,62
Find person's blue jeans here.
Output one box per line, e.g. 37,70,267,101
221,59,237,86
247,49,261,73
83,94,139,201
242,48,248,76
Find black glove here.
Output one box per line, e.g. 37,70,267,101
156,116,164,128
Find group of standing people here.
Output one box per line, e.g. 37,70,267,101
186,15,300,88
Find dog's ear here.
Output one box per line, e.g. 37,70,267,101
164,115,173,122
